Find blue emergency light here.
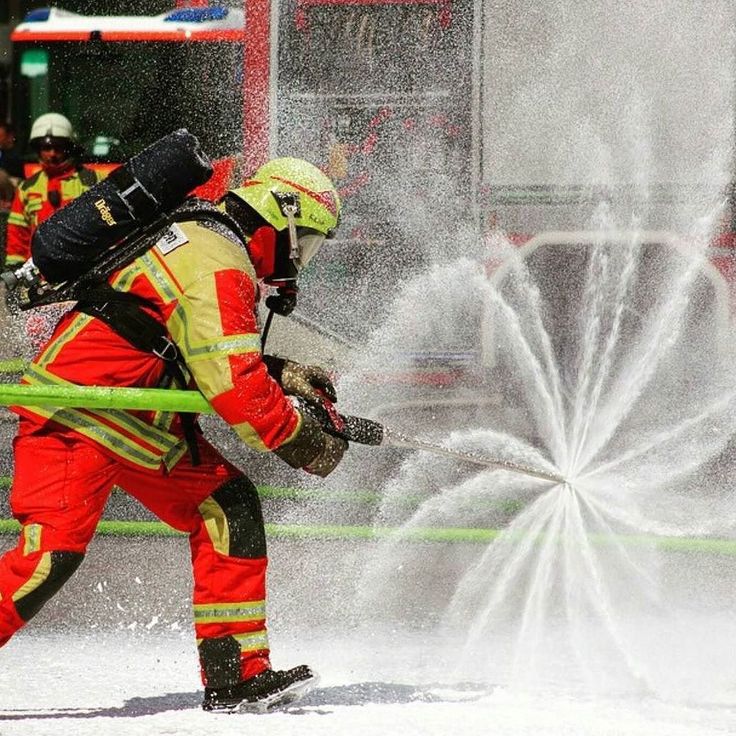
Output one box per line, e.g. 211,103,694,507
163,7,229,23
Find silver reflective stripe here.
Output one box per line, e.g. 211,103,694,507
233,630,270,652
193,600,266,624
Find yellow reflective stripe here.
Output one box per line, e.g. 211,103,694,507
92,408,178,451
24,364,179,451
193,600,266,624
185,334,262,363
135,255,203,366
23,524,42,555
35,311,91,365
12,551,51,602
166,302,203,364
152,410,176,432
22,405,169,469
5,254,26,267
139,252,181,303
140,263,200,364
161,443,188,471
234,630,269,652
7,212,27,227
23,366,182,453
110,261,143,291
199,497,229,555
196,629,269,652
21,367,186,469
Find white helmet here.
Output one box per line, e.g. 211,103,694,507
29,112,75,149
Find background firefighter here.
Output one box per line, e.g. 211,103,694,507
0,157,347,712
4,112,106,270
3,113,107,354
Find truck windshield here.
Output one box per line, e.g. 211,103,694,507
14,40,243,161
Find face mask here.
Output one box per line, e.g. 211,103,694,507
293,229,326,270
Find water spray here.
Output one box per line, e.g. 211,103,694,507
382,430,566,484
331,412,565,484
0,383,565,484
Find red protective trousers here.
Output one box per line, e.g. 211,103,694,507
0,419,271,685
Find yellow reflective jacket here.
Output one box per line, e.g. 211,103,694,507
14,219,301,470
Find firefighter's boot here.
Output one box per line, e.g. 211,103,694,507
202,664,318,713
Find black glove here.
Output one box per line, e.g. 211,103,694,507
263,355,337,403
273,409,347,478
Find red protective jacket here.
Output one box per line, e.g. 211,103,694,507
5,164,104,269
13,217,302,469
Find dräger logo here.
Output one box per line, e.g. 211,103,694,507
94,198,117,226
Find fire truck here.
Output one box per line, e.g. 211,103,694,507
9,1,479,356
9,3,736,398
10,2,474,226
10,5,248,199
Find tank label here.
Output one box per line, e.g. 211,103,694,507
156,224,189,255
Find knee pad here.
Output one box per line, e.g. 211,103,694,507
207,475,266,558
14,551,84,622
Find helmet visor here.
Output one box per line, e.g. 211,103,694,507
34,136,73,155
294,228,326,270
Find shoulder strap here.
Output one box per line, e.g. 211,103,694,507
19,170,43,193
172,199,247,244
76,284,174,357
77,167,99,188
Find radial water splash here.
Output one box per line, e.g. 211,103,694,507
344,216,736,698
326,0,736,705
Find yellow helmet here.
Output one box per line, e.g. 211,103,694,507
228,157,340,271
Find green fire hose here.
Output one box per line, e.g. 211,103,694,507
0,383,566,483
0,383,734,554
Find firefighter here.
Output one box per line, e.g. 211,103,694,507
4,112,105,270
0,157,347,712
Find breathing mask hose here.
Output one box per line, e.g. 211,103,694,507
261,283,299,350
261,309,275,351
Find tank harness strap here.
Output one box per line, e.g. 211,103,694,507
77,166,100,189
75,284,201,466
171,202,248,246
107,166,160,221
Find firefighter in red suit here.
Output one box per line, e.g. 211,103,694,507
5,113,106,352
5,112,105,270
0,157,347,712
